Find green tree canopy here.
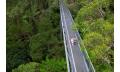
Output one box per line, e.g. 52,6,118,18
40,58,67,72
12,62,40,72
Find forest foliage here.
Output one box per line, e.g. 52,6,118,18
7,0,66,72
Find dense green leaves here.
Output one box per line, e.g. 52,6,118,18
40,58,67,72
12,59,67,72
12,62,40,72
29,33,48,62
7,0,66,72
84,32,104,49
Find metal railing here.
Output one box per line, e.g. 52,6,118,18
62,1,95,71
59,0,95,72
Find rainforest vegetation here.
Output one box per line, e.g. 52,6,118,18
7,0,66,72
7,0,113,72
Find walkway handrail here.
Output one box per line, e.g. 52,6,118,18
59,0,70,72
59,0,95,72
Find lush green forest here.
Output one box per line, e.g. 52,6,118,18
7,0,67,72
7,0,114,72
66,0,114,72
